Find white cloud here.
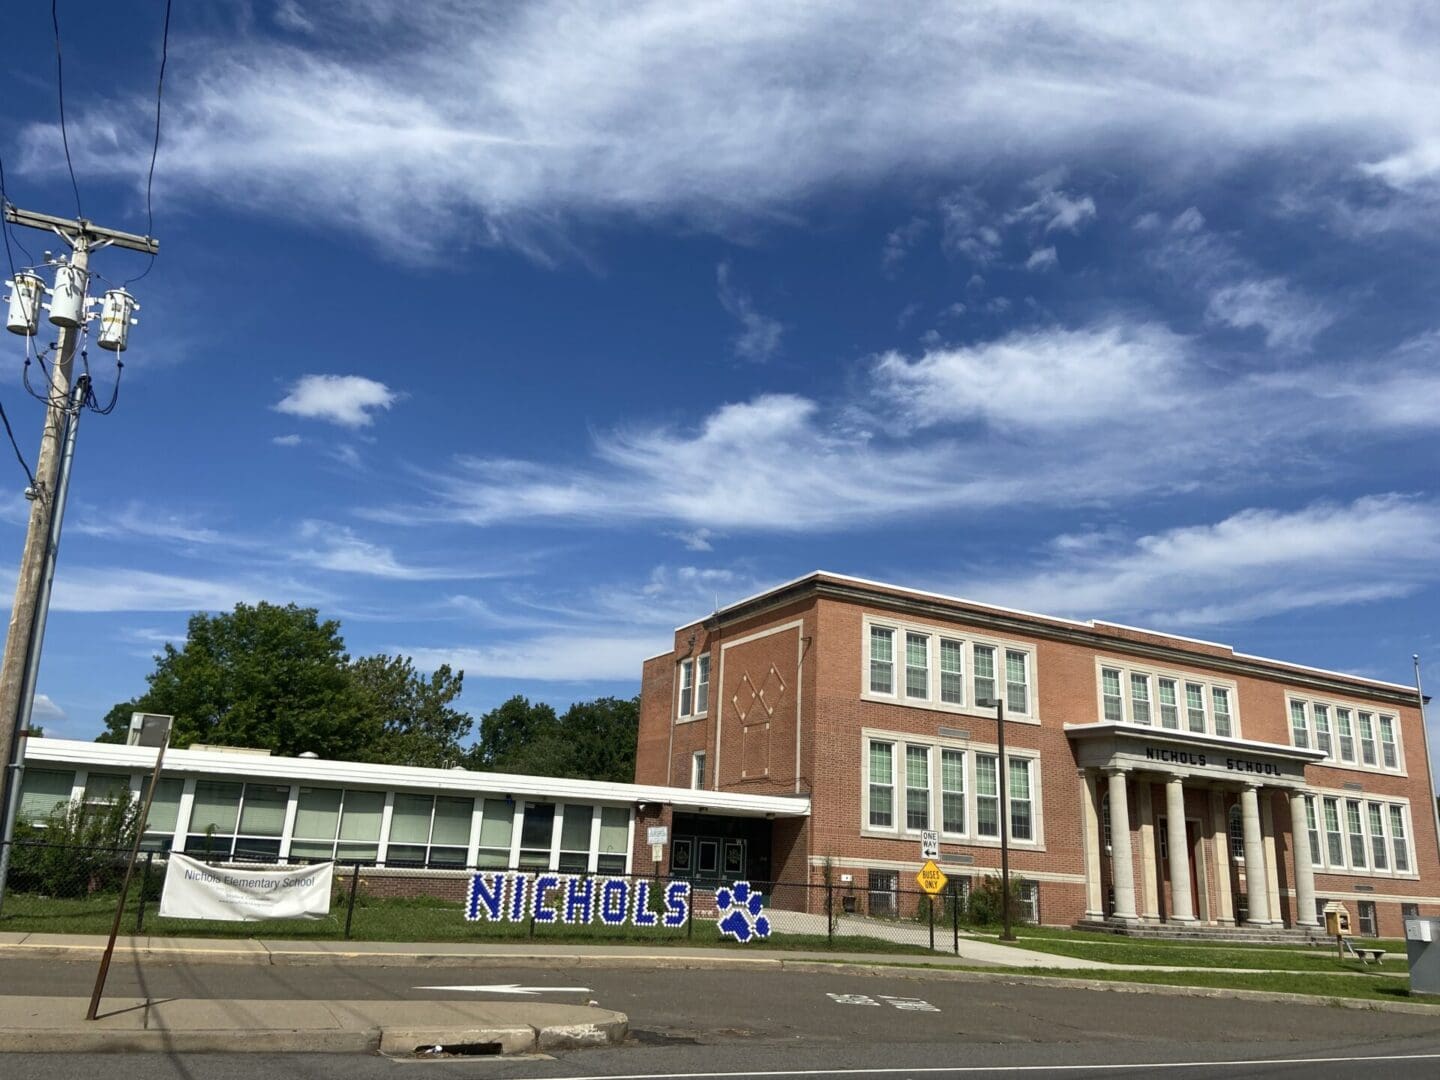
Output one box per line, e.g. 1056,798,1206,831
939,189,1002,264
882,217,929,274
46,568,332,613
946,495,1440,628
406,635,657,682
30,694,66,727
274,374,398,428
72,503,231,547
273,0,315,34
1025,246,1058,271
292,520,485,580
272,433,303,447
716,262,783,362
668,528,715,552
1206,277,1336,352
1008,187,1096,234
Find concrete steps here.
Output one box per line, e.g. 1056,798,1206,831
1073,919,1330,946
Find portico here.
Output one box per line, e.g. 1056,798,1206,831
1067,723,1326,929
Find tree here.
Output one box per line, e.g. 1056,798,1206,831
97,602,371,759
466,695,561,774
349,655,472,768
552,696,639,783
466,694,638,783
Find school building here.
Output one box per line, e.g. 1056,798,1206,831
635,571,1440,937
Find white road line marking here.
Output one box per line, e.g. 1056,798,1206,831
523,1051,1440,1079
412,983,592,996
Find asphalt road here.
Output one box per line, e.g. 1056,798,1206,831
3,957,1439,1078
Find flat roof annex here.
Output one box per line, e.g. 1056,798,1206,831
25,739,811,820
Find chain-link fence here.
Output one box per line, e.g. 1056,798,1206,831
0,838,1037,955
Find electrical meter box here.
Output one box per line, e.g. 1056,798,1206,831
1324,902,1352,937
1407,918,1440,997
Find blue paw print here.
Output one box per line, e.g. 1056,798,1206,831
714,880,772,943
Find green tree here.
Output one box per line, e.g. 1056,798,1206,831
97,602,370,759
552,696,639,783
466,695,561,773
466,694,638,782
349,655,472,768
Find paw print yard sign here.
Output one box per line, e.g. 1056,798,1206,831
714,881,772,943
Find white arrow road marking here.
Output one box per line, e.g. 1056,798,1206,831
414,984,593,996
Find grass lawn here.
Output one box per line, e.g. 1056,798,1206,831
985,931,1409,975
0,892,933,955
1003,924,1407,954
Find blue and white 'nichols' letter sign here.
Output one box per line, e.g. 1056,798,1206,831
465,872,691,929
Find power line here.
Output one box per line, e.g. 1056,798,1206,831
0,397,36,491
126,0,171,286
0,154,35,269
51,0,83,218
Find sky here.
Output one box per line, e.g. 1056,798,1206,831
1,2,1439,776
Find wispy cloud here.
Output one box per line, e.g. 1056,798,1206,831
1206,277,1335,352
272,433,303,447
44,568,332,614
716,262,783,362
275,374,399,428
292,520,491,580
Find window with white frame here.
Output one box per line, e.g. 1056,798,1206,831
691,750,706,790
290,787,385,864
696,654,710,714
1389,805,1411,872
1228,804,1244,860
17,768,75,825
1303,795,1323,868
1008,758,1033,841
678,659,695,717
386,793,473,868
1306,791,1417,877
1097,661,1237,738
1287,696,1402,774
868,741,894,828
905,746,930,830
1367,803,1388,871
863,619,1035,717
678,655,710,719
1322,797,1345,865
941,749,965,834
1345,799,1367,869
185,781,290,862
976,754,999,838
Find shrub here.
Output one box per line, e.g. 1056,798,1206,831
10,795,142,898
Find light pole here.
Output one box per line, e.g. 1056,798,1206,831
977,696,1015,942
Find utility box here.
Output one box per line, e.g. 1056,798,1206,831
1405,918,1440,997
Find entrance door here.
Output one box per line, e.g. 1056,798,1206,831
1157,816,1201,920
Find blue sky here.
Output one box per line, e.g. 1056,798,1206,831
3,2,1440,770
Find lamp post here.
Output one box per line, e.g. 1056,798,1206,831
977,696,1015,942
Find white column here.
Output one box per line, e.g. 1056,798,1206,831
1288,790,1318,927
1165,778,1196,922
1082,772,1104,919
1239,783,1270,925
1106,769,1137,920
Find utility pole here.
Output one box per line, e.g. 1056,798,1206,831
0,207,156,904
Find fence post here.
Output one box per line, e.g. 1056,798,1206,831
951,883,959,955
135,852,154,933
343,863,360,940
826,878,834,947
928,893,935,951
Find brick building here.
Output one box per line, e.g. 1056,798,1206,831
636,571,1440,937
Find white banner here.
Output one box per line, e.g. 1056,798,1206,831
159,853,334,921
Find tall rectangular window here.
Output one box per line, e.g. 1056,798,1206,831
1357,712,1377,766
1005,649,1029,714
905,746,930,830
386,792,435,865
691,751,706,790
558,805,594,873
1378,715,1397,769
1289,701,1310,749
518,803,556,869
1008,759,1033,841
1389,805,1410,872
1304,796,1323,868
1336,708,1355,763
1323,797,1345,866
17,768,74,823
1211,687,1232,737
939,639,964,705
678,659,694,717
1185,683,1206,733
1345,799,1367,868
1129,674,1151,725
337,790,384,864
476,798,514,868
1101,668,1124,722
1312,704,1332,758
941,749,965,834
973,645,996,706
1158,678,1179,729
429,797,471,867
1367,803,1388,871
976,754,999,838
870,628,895,695
597,806,629,874
695,654,710,714
868,741,894,829
906,633,930,700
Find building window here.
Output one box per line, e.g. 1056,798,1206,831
1211,687,1233,737
1158,678,1179,729
1005,649,1029,714
973,645,996,706
678,659,695,717
1015,881,1039,924
1403,903,1420,921
1335,708,1355,763
870,627,895,695
941,749,965,834
868,870,898,917
1185,682,1206,733
1009,758,1033,841
1322,797,1345,866
557,804,593,873
597,806,630,874
905,746,930,830
695,654,710,715
186,780,289,862
387,792,473,868
475,798,515,868
1129,674,1151,726
1101,668,1124,722
1357,900,1378,938
1389,805,1410,872
976,754,999,838
1289,700,1309,749
1344,800,1367,869
1228,804,1244,860
17,768,75,824
1303,796,1323,868
868,741,895,829
691,751,706,790
1313,704,1332,758
1357,713,1378,766
906,633,930,700
940,639,964,704
1378,715,1397,769
1367,803,1389,871
518,803,556,869
139,777,184,851
1101,792,1111,847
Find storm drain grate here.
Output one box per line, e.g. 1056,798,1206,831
413,1041,504,1057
